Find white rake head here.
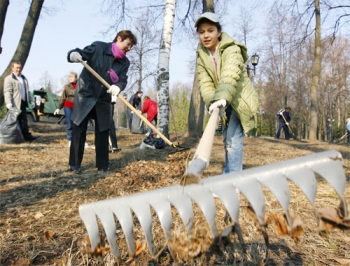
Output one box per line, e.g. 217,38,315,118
79,149,347,258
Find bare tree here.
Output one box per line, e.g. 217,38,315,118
323,0,350,38
125,11,161,96
0,0,10,55
319,36,350,140
265,0,322,140
0,0,44,106
233,7,255,47
308,0,321,141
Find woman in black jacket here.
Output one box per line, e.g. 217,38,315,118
67,30,137,173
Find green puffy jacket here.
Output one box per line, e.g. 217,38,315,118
196,32,259,133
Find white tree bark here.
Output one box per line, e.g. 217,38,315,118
156,0,176,137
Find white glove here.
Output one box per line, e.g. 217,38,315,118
6,104,13,109
54,109,60,115
279,112,283,115
70,52,82,62
209,99,227,115
108,85,120,97
285,122,289,126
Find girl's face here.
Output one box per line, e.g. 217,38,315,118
198,22,221,54
68,74,77,83
116,36,134,54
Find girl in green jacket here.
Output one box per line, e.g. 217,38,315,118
195,12,259,173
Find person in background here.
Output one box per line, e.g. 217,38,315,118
109,95,121,152
54,72,78,147
346,118,350,143
127,90,143,130
141,96,158,136
67,30,137,174
275,107,292,140
4,61,39,142
195,12,259,174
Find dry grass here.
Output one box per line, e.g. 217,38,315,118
0,123,349,265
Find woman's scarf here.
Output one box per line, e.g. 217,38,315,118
112,42,125,60
110,42,126,83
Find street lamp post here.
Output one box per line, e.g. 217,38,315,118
327,117,335,142
247,53,260,77
327,101,336,142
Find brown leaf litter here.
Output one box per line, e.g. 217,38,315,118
1,126,350,265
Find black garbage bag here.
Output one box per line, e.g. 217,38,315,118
130,113,145,134
140,134,165,150
0,109,23,144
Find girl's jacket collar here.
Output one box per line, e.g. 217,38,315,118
198,32,249,63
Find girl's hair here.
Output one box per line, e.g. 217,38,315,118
113,30,137,45
69,72,78,78
144,96,150,101
136,90,143,95
196,18,222,32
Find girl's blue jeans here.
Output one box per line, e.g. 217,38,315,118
222,109,244,173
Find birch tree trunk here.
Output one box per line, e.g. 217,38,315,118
0,0,44,106
157,0,176,138
308,0,321,141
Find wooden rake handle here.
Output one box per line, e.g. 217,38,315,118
281,112,292,132
80,61,174,147
185,108,220,175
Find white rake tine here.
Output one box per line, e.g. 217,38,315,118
209,184,240,223
167,187,194,234
184,185,218,237
94,207,119,258
273,150,345,201
110,202,135,256
202,173,268,227
148,195,172,240
310,152,346,200
280,151,342,219
79,205,100,251
128,199,156,256
257,173,292,226
284,167,317,216
311,153,347,217
232,177,266,225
